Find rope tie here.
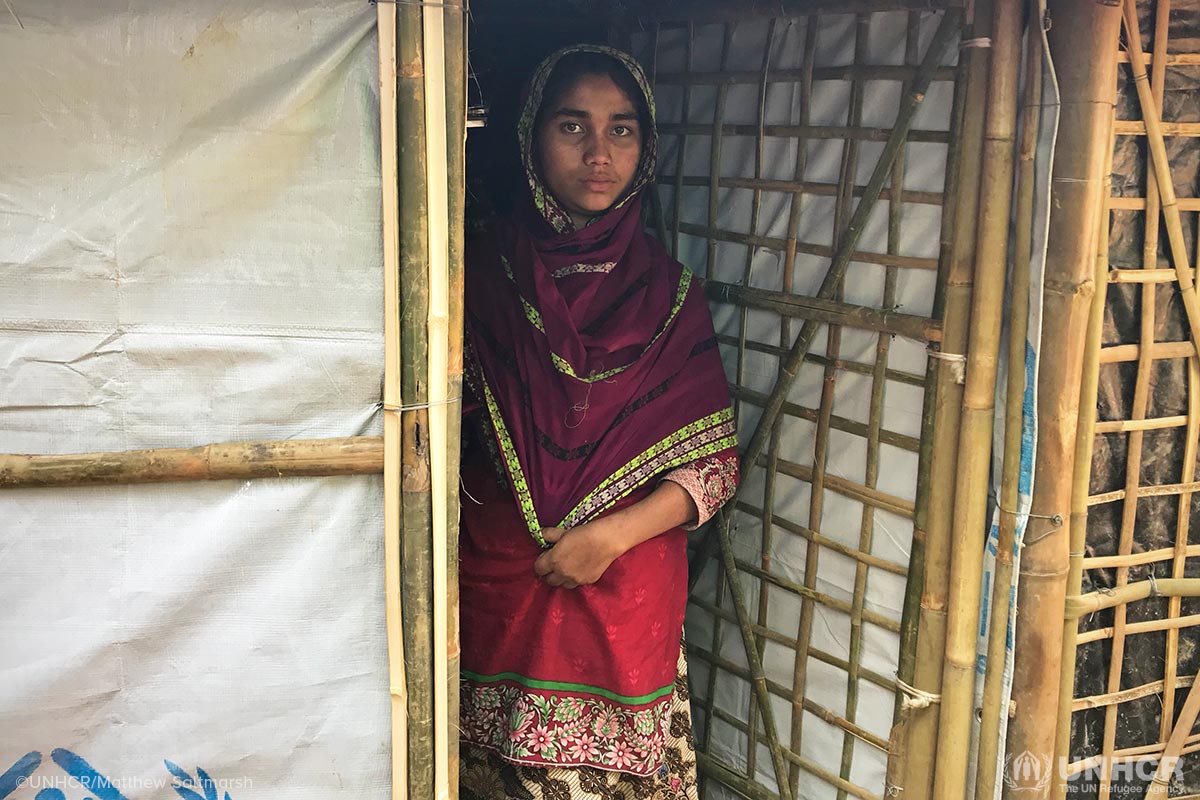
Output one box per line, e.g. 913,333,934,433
896,676,941,711
927,349,966,384
379,397,462,412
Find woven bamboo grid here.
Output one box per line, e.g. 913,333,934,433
625,7,964,798
1065,0,1200,794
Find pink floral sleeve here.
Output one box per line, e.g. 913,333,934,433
662,453,740,531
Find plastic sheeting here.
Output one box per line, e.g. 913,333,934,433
636,11,958,800
0,3,391,797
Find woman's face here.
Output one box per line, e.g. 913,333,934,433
536,73,642,230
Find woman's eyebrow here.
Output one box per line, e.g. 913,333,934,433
551,107,640,122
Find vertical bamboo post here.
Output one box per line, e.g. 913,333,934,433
1007,4,1122,800
421,2,462,798
441,1,467,795
975,14,1041,799
1052,101,1113,800
901,5,988,797
396,3,435,797
931,0,1022,796
377,5,409,798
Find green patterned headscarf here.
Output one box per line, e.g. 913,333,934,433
517,45,659,234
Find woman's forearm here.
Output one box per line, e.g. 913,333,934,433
596,479,698,554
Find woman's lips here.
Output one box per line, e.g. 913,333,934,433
583,177,615,192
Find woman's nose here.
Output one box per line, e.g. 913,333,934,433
583,132,611,165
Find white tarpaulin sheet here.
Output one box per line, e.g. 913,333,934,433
1,3,390,798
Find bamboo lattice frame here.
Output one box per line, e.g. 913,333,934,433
1060,0,1200,795
626,8,965,799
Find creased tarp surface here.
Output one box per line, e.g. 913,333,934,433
0,3,389,797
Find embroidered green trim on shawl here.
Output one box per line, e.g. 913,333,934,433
558,408,737,529
479,377,547,546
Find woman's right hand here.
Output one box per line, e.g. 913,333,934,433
533,522,626,589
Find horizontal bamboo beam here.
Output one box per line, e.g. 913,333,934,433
682,222,939,271
1109,196,1200,211
757,455,917,518
659,121,950,144
660,174,944,207
1065,577,1200,619
1088,478,1200,506
1074,675,1196,712
689,642,891,751
1067,733,1200,774
730,384,922,452
1109,267,1197,283
0,436,383,488
1117,51,1200,65
688,594,901,693
1113,120,1200,137
716,334,927,387
1093,415,1189,433
708,280,942,342
1077,611,1200,646
1083,543,1200,570
1100,340,1196,363
698,705,885,800
734,499,909,576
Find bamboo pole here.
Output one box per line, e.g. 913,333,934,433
1006,5,1121,800
837,17,874,799
394,2,435,796
1065,578,1200,618
900,6,986,797
420,2,459,798
974,13,1041,798
441,0,466,794
930,0,1021,796
1051,88,1115,800
378,4,409,799
0,437,382,488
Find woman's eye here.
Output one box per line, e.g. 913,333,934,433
613,126,634,137
561,122,583,134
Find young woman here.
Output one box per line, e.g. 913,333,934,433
459,44,739,800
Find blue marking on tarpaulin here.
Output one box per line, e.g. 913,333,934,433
979,571,991,639
1018,341,1037,500
35,788,66,800
0,751,42,799
51,748,129,800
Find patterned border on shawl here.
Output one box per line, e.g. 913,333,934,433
500,255,694,384
558,413,737,530
551,261,618,278
460,675,673,775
